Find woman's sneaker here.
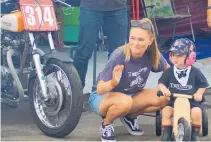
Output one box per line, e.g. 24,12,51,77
120,116,144,136
100,123,116,142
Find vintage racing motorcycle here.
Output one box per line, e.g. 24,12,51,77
0,0,83,138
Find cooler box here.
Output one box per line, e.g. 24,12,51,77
63,6,80,26
63,25,79,42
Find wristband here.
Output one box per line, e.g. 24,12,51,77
207,9,211,15
110,79,117,88
208,6,211,10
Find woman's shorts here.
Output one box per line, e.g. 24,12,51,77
88,91,136,115
88,90,106,115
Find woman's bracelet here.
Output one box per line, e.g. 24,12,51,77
110,79,118,88
208,6,211,10
207,9,211,15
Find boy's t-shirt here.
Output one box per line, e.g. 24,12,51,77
97,46,167,95
158,66,209,96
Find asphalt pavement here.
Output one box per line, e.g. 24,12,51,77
1,51,211,141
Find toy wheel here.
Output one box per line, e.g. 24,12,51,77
156,111,162,136
174,118,191,141
202,106,208,136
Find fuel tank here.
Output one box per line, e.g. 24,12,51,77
0,11,24,32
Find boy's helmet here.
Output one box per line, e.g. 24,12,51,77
169,38,196,66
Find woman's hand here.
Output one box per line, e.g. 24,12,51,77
97,65,124,94
111,65,124,87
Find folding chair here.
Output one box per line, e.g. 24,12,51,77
141,0,195,49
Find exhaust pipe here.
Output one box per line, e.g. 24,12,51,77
6,48,26,101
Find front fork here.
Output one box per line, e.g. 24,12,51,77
29,32,55,101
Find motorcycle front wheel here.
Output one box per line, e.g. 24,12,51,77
28,59,83,138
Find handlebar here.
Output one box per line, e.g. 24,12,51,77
157,91,193,100
53,0,72,7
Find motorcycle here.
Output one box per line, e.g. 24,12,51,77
0,0,83,138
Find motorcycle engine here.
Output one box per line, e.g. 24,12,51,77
1,31,25,68
1,66,17,96
1,31,25,49
1,31,23,97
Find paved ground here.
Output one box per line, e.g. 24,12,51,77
1,51,211,141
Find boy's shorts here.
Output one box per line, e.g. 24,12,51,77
167,100,202,109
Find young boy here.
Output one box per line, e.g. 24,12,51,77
157,38,209,141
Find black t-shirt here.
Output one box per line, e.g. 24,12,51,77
80,0,127,11
158,66,209,96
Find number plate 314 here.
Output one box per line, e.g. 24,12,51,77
20,0,58,31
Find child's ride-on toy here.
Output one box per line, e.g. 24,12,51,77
156,91,208,141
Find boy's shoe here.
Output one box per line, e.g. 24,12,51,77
100,123,116,142
120,116,144,136
160,125,173,141
191,125,200,141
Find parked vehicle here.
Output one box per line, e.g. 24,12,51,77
0,0,83,138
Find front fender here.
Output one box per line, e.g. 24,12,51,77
29,50,73,79
41,50,73,65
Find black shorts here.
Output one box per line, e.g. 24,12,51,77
167,100,202,109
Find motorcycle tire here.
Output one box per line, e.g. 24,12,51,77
28,59,83,138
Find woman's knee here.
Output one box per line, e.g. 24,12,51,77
142,89,161,106
115,94,133,112
153,95,169,107
160,97,169,108
191,107,202,120
99,92,133,115
151,97,161,106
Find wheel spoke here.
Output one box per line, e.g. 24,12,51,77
33,63,72,128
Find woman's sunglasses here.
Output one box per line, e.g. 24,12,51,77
131,20,152,32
